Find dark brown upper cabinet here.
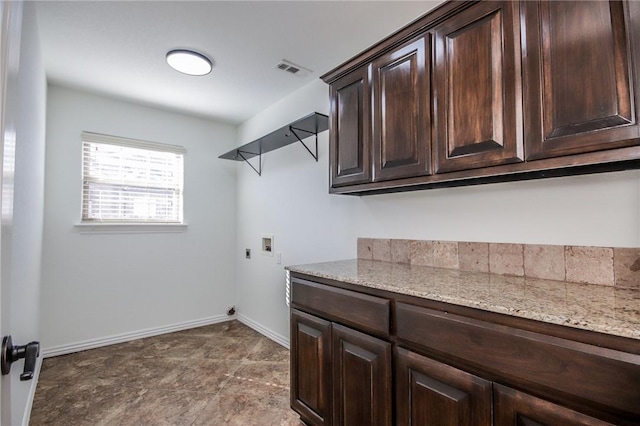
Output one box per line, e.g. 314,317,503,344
433,1,524,173
372,35,432,181
522,0,640,160
321,0,640,195
329,66,371,187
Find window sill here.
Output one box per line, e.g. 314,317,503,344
75,223,187,234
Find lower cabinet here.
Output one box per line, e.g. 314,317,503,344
291,309,392,426
290,276,639,425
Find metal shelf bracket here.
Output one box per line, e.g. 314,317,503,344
289,126,318,162
235,149,262,176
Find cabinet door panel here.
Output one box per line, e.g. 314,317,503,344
523,0,640,160
395,347,492,426
332,323,391,426
494,384,614,426
434,1,524,173
372,35,431,181
330,66,371,187
291,309,332,426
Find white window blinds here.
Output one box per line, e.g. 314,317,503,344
81,132,185,223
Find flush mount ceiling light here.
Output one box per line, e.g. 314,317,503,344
166,49,212,76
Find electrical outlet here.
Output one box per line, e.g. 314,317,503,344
245,248,251,259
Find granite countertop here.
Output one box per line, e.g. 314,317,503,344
287,259,640,341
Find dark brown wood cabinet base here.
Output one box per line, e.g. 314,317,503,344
289,273,640,426
321,0,640,195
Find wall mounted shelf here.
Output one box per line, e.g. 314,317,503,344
219,112,329,176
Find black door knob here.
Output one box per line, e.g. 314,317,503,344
1,335,40,381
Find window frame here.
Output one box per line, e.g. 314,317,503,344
78,132,187,232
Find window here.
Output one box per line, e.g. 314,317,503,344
81,132,185,224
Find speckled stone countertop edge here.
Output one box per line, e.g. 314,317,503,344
286,259,640,341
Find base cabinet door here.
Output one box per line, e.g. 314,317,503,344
395,347,492,426
493,384,615,426
332,323,392,426
291,309,332,426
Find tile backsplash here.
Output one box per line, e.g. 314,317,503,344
357,238,640,289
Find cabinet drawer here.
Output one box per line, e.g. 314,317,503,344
395,302,640,420
291,278,390,338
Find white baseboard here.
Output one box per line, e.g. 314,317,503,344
21,354,43,426
39,313,290,358
237,313,290,349
41,314,234,358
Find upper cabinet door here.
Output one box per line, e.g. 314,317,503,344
433,1,524,173
329,66,371,187
523,1,640,160
372,35,432,182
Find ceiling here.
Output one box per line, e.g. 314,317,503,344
34,1,442,125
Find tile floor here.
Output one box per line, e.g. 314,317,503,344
30,320,302,425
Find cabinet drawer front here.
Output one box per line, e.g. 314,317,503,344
395,302,640,419
291,278,390,337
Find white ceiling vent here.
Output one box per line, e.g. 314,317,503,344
275,59,311,78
